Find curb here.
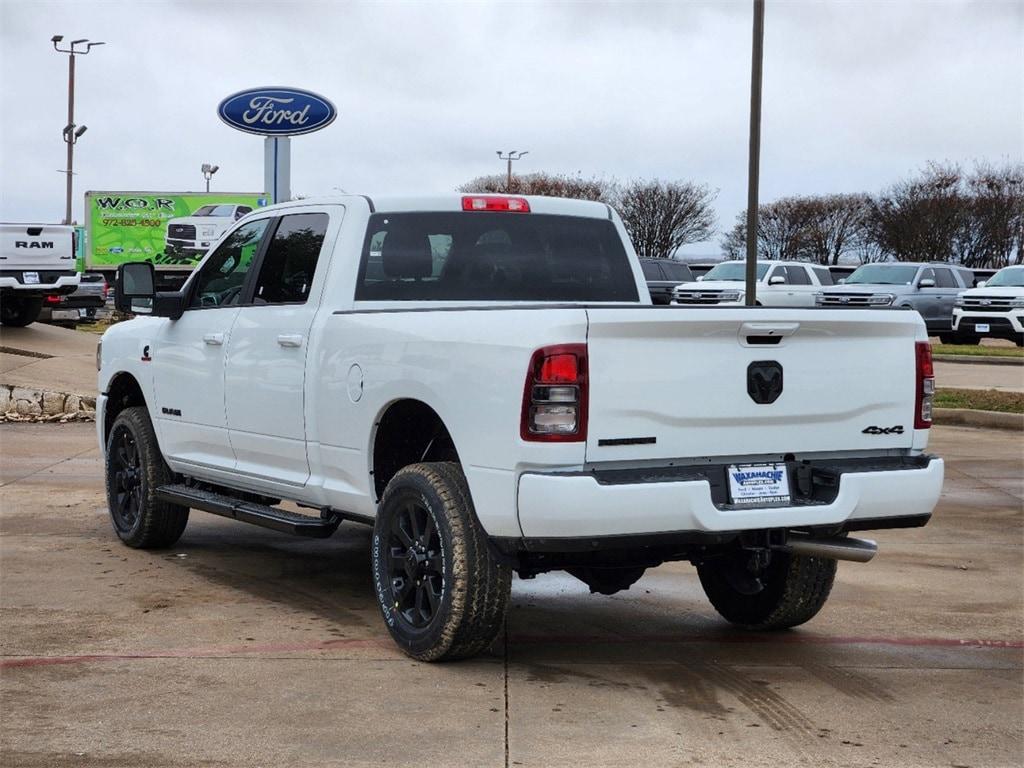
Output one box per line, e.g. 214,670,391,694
933,407,1023,431
933,354,1023,366
0,384,96,422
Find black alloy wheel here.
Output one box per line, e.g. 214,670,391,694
109,424,144,535
104,406,188,549
382,499,445,630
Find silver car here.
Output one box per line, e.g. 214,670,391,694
816,263,974,340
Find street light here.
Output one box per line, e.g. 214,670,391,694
52,34,104,225
201,163,220,193
496,150,528,191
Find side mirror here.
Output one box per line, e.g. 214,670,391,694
696,275,704,282
769,275,786,286
977,280,987,288
115,262,155,313
837,278,846,284
115,261,186,319
918,278,936,288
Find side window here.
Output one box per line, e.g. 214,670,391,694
189,220,269,309
663,262,693,281
641,261,663,280
933,268,957,288
786,266,811,285
812,266,833,286
252,213,329,305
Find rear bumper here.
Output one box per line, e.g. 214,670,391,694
0,273,79,295
516,456,943,539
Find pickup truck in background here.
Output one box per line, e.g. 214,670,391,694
39,272,109,325
816,262,975,342
952,264,1024,346
0,223,80,327
164,203,254,259
671,260,834,307
98,194,943,661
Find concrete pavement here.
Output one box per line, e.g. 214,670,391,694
0,322,97,397
1,422,1021,767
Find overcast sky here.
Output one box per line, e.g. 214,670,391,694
1,0,1021,254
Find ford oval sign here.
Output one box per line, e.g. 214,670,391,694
217,87,337,137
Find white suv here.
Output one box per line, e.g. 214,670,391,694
672,260,834,307
952,265,1024,346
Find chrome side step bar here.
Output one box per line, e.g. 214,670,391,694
787,533,878,563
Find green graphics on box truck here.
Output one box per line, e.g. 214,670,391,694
86,192,268,269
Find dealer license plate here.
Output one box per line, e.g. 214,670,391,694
727,463,791,506
51,309,79,321
23,271,40,284
975,323,990,333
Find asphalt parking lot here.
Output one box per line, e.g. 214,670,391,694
1,422,1021,767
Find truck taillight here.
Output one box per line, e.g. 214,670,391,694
462,195,530,213
521,344,588,442
915,341,935,429
45,295,61,304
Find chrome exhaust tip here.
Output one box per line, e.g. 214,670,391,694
787,533,878,563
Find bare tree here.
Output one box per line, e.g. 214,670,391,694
864,162,967,263
612,180,717,258
722,197,814,262
459,172,610,201
962,162,1024,267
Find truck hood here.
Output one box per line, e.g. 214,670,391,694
676,280,752,292
821,285,904,295
960,286,1023,298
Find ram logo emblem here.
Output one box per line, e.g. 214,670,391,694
747,361,783,404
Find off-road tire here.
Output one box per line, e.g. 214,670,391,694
0,296,43,327
697,550,836,630
372,462,511,662
105,406,188,548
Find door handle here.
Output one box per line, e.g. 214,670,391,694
277,334,304,348
203,333,224,346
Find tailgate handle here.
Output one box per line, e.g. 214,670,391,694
740,322,800,345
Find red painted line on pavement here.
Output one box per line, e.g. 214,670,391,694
509,633,1024,650
1,632,1020,670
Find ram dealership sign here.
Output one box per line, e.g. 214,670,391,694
217,87,337,136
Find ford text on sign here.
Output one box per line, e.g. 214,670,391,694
217,87,337,136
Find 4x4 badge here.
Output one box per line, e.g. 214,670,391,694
862,425,904,435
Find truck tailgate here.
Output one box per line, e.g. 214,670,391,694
584,307,923,463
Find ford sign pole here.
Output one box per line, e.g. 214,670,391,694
264,137,291,204
217,87,337,204
745,0,765,307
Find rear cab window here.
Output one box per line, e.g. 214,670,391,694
355,212,639,302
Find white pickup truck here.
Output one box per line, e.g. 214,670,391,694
98,194,943,661
0,223,80,326
671,259,834,307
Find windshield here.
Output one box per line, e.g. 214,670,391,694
702,262,769,281
356,212,639,302
844,264,919,285
191,205,236,218
986,266,1024,288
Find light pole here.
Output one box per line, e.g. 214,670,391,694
52,35,104,225
496,150,528,191
744,0,765,306
201,163,219,193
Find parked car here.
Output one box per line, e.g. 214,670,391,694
672,260,833,306
0,222,79,326
99,194,942,661
38,271,108,325
640,258,694,304
952,264,1024,346
816,263,974,341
